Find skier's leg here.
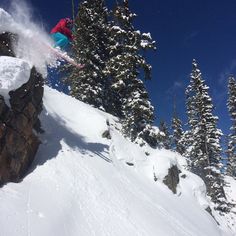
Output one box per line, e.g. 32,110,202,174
51,32,69,50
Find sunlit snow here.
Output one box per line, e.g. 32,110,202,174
0,4,236,236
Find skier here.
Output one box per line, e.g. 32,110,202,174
50,18,84,69
50,18,73,50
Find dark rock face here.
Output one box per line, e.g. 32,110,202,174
0,32,17,57
102,130,111,139
163,165,181,194
0,33,44,186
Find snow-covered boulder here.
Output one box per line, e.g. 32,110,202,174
0,32,44,185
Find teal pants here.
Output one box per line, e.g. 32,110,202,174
51,32,70,50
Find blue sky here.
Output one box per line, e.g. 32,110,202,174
2,0,236,135
128,0,236,135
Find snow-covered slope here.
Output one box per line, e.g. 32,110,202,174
0,87,235,236
1,5,236,236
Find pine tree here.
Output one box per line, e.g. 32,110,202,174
219,134,228,174
226,76,236,178
185,59,228,212
180,130,193,167
68,0,110,110
158,120,171,149
171,115,185,154
106,0,157,144
170,97,185,154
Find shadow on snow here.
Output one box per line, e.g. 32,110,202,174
27,108,111,175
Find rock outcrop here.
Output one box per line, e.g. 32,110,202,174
0,32,44,186
0,32,16,57
163,165,181,194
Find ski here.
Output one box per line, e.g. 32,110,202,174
39,40,85,69
49,46,85,69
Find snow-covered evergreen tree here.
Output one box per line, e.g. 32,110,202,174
105,0,157,144
158,120,171,150
185,59,228,212
226,76,236,178
180,130,193,168
67,0,110,110
171,114,185,154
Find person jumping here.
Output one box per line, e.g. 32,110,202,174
50,18,73,50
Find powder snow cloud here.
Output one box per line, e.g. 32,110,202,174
0,0,57,76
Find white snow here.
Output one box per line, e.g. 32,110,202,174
218,176,236,233
0,87,234,236
225,176,236,207
0,4,236,236
141,40,150,48
0,56,31,105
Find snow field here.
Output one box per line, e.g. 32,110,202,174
0,87,232,236
0,5,236,236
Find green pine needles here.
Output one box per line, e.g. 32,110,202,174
67,0,157,146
